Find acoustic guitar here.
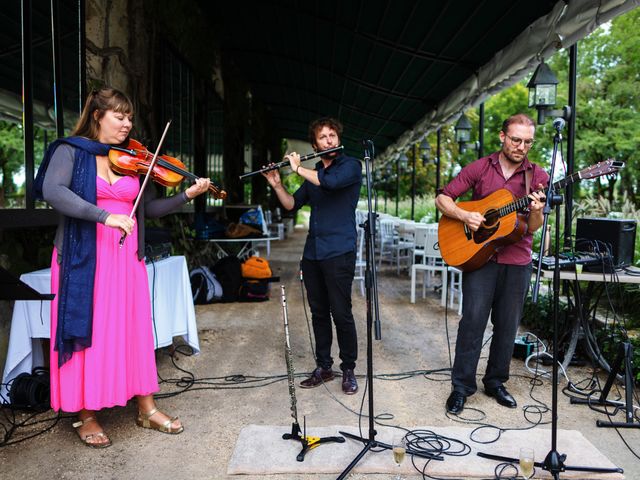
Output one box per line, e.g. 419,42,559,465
438,160,625,272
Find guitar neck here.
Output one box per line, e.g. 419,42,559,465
500,170,584,218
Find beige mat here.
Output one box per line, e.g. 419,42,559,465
227,425,624,478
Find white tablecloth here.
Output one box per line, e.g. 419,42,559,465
1,255,199,402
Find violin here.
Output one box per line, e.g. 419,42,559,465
108,138,227,199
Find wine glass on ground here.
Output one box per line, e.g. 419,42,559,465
392,434,407,480
519,447,535,479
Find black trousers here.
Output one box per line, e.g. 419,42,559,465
451,261,532,395
302,251,358,371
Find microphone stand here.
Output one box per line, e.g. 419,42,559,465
478,120,622,478
337,141,442,480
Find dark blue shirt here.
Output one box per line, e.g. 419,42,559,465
293,154,362,260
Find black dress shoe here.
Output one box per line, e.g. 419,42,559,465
300,367,335,388
341,369,358,395
485,386,517,408
446,391,466,414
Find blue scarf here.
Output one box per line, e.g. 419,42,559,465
34,137,111,366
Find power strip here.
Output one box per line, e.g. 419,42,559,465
513,336,535,360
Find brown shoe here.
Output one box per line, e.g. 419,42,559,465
342,369,358,395
300,367,335,388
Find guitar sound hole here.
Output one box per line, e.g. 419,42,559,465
483,209,499,227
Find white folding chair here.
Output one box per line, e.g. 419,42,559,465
391,223,415,274
412,226,428,266
447,266,463,315
377,218,396,267
410,224,447,305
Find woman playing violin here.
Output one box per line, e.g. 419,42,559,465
34,87,210,448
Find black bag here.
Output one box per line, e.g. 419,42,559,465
211,256,243,302
239,279,270,302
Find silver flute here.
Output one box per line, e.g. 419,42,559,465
239,145,344,180
281,285,299,424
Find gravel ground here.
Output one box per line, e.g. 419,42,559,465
1,227,638,479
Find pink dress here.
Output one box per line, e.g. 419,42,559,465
49,175,159,412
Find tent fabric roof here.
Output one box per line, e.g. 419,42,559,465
203,0,639,163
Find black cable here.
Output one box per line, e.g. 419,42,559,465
298,259,316,360
406,427,473,480
0,368,74,448
0,408,69,447
443,271,453,367
148,256,159,350
493,462,523,480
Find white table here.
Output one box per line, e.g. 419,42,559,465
205,236,280,259
537,268,640,284
535,267,640,370
1,256,199,402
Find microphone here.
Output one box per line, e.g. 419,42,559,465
552,117,565,131
362,139,374,160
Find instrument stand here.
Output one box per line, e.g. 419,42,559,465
282,416,345,462
570,342,640,429
337,141,441,480
0,267,55,301
337,140,382,479
478,122,622,478
279,285,344,462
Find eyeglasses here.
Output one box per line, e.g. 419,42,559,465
505,134,534,147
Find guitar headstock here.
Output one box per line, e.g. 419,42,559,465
578,159,625,180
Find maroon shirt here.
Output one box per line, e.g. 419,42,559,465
441,151,549,265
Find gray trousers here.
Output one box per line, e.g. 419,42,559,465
451,261,532,395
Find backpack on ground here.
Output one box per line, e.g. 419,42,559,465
241,256,272,279
238,256,279,302
211,255,243,302
239,279,271,302
189,266,223,304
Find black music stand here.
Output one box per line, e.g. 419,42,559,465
0,267,55,301
571,342,640,429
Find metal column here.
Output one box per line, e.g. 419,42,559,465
22,0,35,209
564,43,578,247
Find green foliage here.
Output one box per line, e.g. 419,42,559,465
595,327,640,383
484,83,532,155
0,120,48,208
521,292,571,341
363,195,438,222
0,121,27,207
557,11,640,203
146,215,219,270
0,227,56,274
522,292,640,384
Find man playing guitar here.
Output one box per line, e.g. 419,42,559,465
435,113,548,415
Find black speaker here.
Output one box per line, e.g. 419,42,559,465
575,217,637,268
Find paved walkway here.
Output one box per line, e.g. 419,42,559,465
1,227,638,479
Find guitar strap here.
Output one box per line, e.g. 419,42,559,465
525,166,533,194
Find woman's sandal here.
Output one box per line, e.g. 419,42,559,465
136,407,184,434
72,416,112,448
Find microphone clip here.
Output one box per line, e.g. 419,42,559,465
552,117,565,132
362,139,374,160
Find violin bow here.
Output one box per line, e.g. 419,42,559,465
119,120,172,247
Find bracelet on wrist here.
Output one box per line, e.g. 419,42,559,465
296,165,301,174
